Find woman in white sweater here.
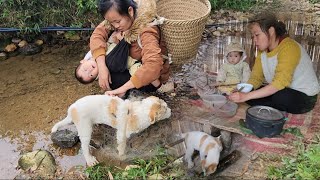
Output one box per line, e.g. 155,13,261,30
229,13,319,114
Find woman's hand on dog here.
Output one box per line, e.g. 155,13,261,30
105,80,135,98
105,89,126,98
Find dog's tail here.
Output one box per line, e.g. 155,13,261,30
51,110,74,133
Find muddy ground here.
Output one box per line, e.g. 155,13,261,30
0,38,264,179
2,34,290,180
0,41,99,135
0,41,103,178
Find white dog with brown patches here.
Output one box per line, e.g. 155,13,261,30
51,95,171,166
182,131,222,176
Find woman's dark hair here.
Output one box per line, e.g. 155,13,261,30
98,0,137,18
75,64,96,85
249,12,287,39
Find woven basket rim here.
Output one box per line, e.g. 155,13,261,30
156,0,211,23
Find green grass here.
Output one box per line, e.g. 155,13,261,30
0,0,260,33
85,147,184,180
85,165,110,180
267,134,320,179
0,0,99,34
209,0,258,11
309,0,320,4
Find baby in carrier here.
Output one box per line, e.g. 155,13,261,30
75,31,152,85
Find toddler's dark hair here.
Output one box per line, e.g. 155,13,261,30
249,12,287,39
75,64,96,84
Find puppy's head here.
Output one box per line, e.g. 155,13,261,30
145,96,171,124
201,137,223,176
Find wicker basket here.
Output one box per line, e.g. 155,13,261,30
156,0,211,64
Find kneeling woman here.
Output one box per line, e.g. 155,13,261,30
229,13,320,114
90,0,170,97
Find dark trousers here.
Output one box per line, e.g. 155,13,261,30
246,88,318,114
109,70,157,92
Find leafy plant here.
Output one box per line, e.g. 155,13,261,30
281,127,303,138
85,164,110,180
267,135,320,179
85,147,184,180
0,0,99,34
209,0,258,11
308,0,320,4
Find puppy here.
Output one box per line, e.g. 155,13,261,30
182,131,222,176
51,95,171,166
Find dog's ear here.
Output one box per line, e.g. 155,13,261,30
148,102,161,124
206,163,218,175
217,135,221,140
215,135,223,148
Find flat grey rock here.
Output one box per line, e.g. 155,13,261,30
19,44,42,56
51,129,79,148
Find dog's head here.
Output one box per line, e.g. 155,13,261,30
144,96,171,124
201,137,223,176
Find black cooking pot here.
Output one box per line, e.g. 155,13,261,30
245,106,286,138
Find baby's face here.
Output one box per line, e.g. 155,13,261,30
77,59,99,82
227,51,242,65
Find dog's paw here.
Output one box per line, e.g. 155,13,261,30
86,156,99,167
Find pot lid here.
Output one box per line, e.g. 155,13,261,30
247,106,284,121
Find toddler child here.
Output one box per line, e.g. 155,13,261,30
216,40,251,85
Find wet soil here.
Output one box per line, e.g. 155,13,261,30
0,41,100,135
0,36,273,179
0,39,248,179
0,41,100,178
0,40,198,178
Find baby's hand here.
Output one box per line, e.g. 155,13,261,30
115,31,124,41
109,31,123,44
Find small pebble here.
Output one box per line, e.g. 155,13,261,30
5,43,17,52
11,38,21,44
35,39,44,46
0,52,7,61
49,69,61,75
18,40,28,48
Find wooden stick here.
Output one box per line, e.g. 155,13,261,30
213,83,238,87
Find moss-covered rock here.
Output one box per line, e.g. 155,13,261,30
18,150,56,177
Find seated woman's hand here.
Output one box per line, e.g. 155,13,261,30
228,92,249,103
